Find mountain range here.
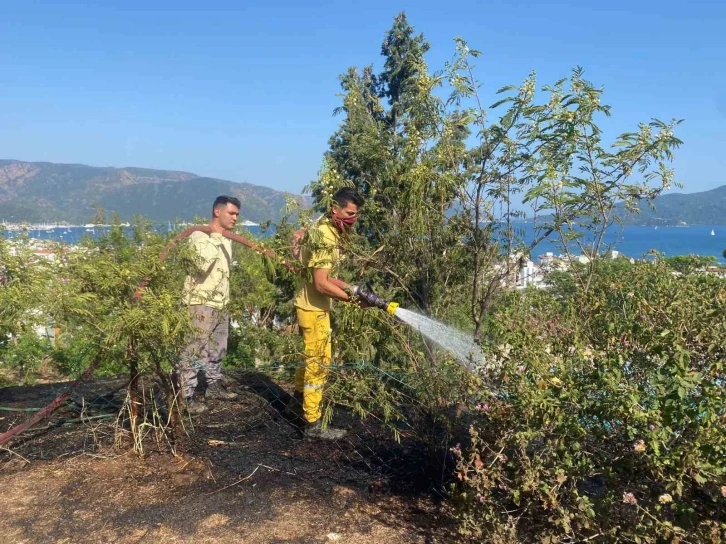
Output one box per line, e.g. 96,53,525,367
1,159,724,226
617,185,726,226
0,160,309,224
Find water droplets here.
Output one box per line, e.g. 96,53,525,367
392,308,485,371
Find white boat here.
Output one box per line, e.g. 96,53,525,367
712,229,715,236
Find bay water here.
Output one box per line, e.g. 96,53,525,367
4,223,726,263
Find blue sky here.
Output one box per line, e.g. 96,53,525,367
1,0,724,196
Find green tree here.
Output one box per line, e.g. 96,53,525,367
316,12,470,318
300,13,707,542
0,219,203,450
0,235,57,383
442,43,682,334
315,15,682,338
664,254,717,274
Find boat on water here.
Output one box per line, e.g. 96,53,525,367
711,229,716,236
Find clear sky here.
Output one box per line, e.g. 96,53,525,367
1,0,724,195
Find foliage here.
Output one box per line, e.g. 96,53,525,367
452,261,726,542
0,335,52,385
662,254,718,274
224,321,294,369
0,219,204,450
0,234,59,384
221,223,304,370
52,220,197,379
0,234,55,345
227,230,282,326
314,13,472,317
50,332,101,378
445,44,681,332
0,217,301,382
297,12,721,543
312,12,682,341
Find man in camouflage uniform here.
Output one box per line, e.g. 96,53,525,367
178,195,241,415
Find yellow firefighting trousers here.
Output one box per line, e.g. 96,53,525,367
295,308,332,424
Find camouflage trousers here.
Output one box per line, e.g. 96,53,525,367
177,305,229,399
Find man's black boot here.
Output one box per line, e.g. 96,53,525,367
185,397,208,415
304,420,346,440
205,381,238,401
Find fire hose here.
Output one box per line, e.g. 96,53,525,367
0,226,396,447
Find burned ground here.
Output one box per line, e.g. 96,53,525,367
0,371,459,543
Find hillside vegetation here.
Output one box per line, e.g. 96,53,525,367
0,159,308,224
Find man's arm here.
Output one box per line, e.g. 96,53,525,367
312,268,352,302
191,232,224,274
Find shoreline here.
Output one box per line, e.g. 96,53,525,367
1,220,261,231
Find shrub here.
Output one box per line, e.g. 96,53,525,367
451,261,726,542
0,335,52,384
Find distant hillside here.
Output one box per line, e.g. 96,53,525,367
0,160,309,224
619,185,726,226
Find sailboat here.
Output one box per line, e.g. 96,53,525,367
711,229,715,236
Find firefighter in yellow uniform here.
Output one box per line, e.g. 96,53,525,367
293,187,365,440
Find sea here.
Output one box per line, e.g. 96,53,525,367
525,224,726,263
3,224,726,263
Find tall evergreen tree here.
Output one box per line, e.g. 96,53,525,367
313,13,468,316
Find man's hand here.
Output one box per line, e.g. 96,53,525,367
353,282,390,311
291,228,307,261
343,283,372,308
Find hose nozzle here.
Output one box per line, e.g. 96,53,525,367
354,282,397,315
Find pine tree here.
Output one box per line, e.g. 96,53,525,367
315,13,469,316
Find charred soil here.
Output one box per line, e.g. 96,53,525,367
0,371,458,543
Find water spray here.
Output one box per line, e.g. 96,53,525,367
353,283,484,372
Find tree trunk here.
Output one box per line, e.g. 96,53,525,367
129,357,140,444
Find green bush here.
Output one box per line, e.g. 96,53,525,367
224,321,299,370
51,332,104,378
0,335,52,384
451,261,726,542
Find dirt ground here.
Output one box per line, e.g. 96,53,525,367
0,371,459,543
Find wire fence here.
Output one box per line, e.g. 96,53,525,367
0,360,462,499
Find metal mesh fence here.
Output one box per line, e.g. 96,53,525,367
0,362,460,499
